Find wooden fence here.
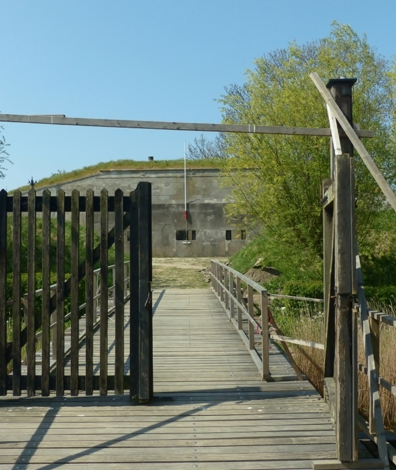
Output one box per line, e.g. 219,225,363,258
0,182,152,401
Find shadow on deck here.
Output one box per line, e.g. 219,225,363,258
0,288,379,469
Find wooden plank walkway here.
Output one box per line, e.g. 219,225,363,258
0,287,374,469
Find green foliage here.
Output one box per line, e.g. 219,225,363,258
229,234,269,274
282,280,323,300
230,233,322,287
359,208,396,286
364,285,396,305
6,214,115,274
6,272,86,321
281,280,323,314
217,23,395,261
5,213,115,323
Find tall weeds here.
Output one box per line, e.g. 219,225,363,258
272,300,396,431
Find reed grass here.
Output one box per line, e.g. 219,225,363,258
272,300,396,432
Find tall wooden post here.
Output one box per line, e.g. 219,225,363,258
326,78,358,462
130,182,153,403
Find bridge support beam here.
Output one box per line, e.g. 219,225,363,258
326,79,358,463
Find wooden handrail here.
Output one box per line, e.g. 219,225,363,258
269,333,324,350
210,260,324,381
269,293,323,303
211,260,270,379
368,310,396,328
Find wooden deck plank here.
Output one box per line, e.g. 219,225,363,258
0,287,347,468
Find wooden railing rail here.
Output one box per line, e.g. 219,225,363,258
211,260,269,379
211,260,324,381
269,293,323,303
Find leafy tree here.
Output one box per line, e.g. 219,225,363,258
191,23,396,265
0,125,10,178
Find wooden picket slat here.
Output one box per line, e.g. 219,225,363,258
41,190,51,396
70,189,80,396
85,189,94,395
100,189,109,396
0,189,7,395
56,189,65,397
129,190,139,402
114,189,124,395
12,191,22,396
27,189,36,397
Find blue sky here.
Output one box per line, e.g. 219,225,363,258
1,0,395,190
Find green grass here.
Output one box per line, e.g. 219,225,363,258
230,233,323,293
14,158,223,191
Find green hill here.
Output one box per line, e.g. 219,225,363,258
16,158,221,191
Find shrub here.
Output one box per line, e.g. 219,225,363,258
6,273,86,322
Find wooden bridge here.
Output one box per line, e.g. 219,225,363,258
0,283,387,469
2,74,396,469
0,288,335,468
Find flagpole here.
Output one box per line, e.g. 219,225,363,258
184,142,188,221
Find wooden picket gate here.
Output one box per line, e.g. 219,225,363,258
0,182,152,402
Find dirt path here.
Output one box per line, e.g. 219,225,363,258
152,257,228,289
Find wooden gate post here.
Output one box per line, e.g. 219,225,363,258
130,182,152,403
327,78,358,462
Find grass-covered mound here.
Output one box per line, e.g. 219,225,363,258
15,158,222,191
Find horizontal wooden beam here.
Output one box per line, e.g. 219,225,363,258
3,192,133,212
369,310,396,328
269,333,324,350
6,374,131,391
0,113,374,137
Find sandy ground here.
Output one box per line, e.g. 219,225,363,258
152,257,228,289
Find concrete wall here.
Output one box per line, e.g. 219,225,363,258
32,167,246,257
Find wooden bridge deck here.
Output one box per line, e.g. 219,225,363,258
0,288,376,469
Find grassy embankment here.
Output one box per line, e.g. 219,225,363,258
14,158,221,192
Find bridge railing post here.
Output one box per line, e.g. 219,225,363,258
328,78,358,462
248,285,255,350
236,277,242,330
229,272,234,319
369,315,380,435
220,266,225,304
224,267,229,315
261,290,269,379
